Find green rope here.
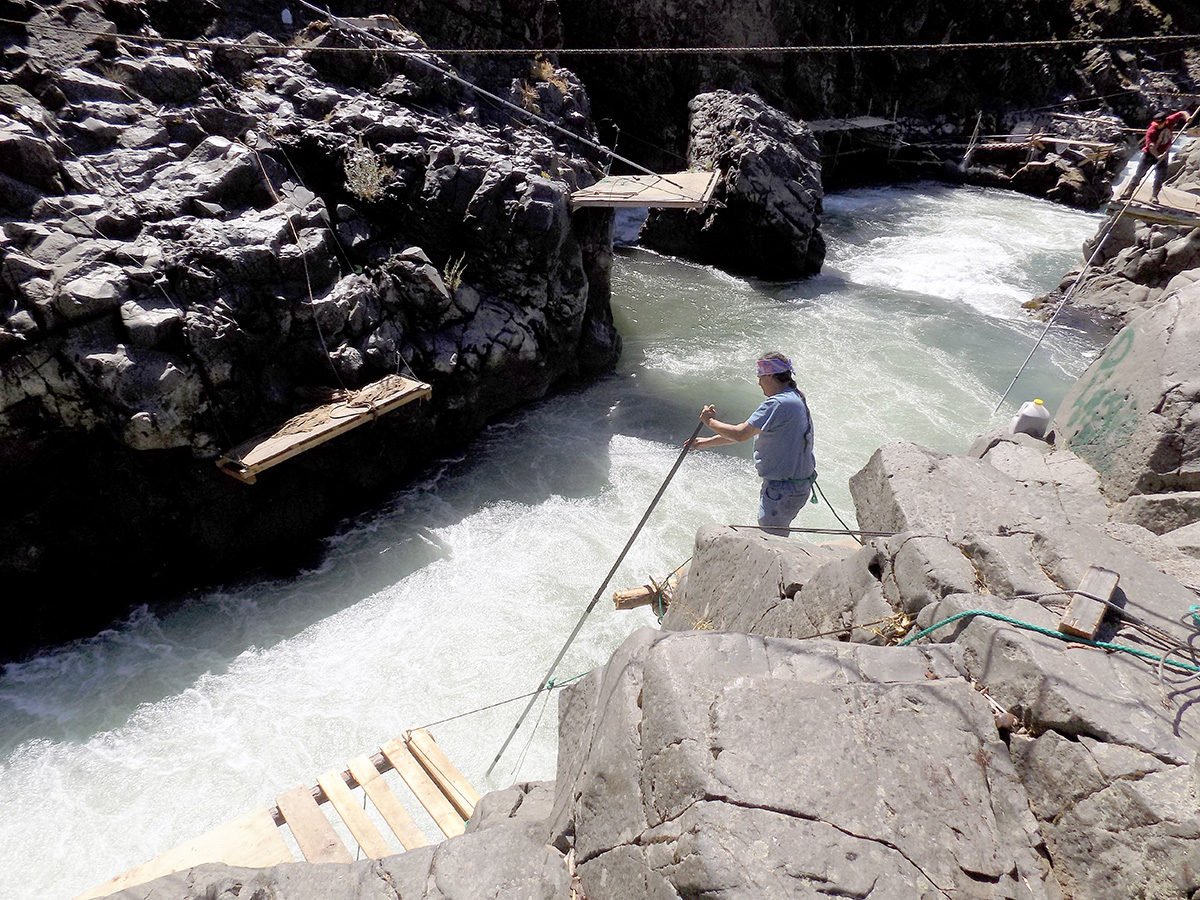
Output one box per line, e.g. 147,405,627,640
901,609,1200,673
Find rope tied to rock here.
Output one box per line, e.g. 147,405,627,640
900,608,1200,674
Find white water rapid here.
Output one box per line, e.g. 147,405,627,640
1,183,1106,900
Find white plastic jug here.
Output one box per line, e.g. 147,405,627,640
1010,398,1050,439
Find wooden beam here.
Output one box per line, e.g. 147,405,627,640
1058,566,1120,640
275,785,353,864
381,737,466,838
405,729,481,820
216,374,432,484
316,769,393,860
347,754,429,850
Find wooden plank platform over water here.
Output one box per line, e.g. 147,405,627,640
570,171,718,209
1108,177,1200,229
216,374,432,484
74,728,476,900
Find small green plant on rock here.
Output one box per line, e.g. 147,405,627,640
443,253,468,291
344,138,393,201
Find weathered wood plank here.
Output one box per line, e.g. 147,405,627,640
571,172,717,209
216,375,432,483
381,737,466,837
405,729,481,820
347,754,429,850
275,785,353,864
73,806,293,900
1059,566,1120,640
317,769,393,860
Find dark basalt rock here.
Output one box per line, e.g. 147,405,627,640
0,2,620,659
640,90,825,280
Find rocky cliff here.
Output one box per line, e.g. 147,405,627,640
0,0,619,656
554,0,1200,175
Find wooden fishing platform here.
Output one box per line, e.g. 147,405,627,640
74,728,479,900
1108,177,1200,228
216,374,432,484
570,171,717,209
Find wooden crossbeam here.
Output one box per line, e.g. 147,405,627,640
275,785,353,864
381,737,466,838
317,769,393,859
570,171,717,209
405,729,481,820
347,754,429,850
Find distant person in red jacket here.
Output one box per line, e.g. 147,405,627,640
1122,110,1189,203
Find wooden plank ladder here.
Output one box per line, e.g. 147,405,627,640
74,728,478,900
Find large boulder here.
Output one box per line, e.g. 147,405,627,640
639,90,825,279
549,629,1053,900
1054,282,1200,504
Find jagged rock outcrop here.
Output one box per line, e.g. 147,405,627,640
0,2,619,655
639,91,825,279
1044,137,1200,327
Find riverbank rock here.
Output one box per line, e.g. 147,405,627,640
653,426,1200,898
0,2,620,654
99,827,572,900
549,629,1054,899
639,91,825,279
1054,281,1200,510
1049,136,1200,328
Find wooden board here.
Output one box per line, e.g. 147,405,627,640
347,754,429,850
317,769,393,860
381,737,466,838
73,806,294,900
1059,566,1120,640
570,171,717,209
275,785,353,864
405,729,481,820
216,374,432,483
1108,179,1200,228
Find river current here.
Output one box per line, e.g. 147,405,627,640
1,183,1105,900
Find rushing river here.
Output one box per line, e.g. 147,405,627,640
1,183,1105,900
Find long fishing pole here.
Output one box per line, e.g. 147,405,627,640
485,419,705,777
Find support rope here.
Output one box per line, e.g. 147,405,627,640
899,608,1200,674
485,420,705,777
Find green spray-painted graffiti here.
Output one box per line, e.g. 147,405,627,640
1064,327,1140,476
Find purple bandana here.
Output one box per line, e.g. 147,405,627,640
756,357,793,377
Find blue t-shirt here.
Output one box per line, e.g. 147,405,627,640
747,389,816,481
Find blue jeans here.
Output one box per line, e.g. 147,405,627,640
758,479,811,536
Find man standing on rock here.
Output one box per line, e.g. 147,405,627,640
689,352,816,535
1122,110,1190,204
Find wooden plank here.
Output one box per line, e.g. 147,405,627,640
1059,566,1120,640
317,769,393,860
216,375,432,482
347,754,429,850
275,785,353,864
73,806,293,900
571,172,717,209
381,737,466,838
404,729,481,820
